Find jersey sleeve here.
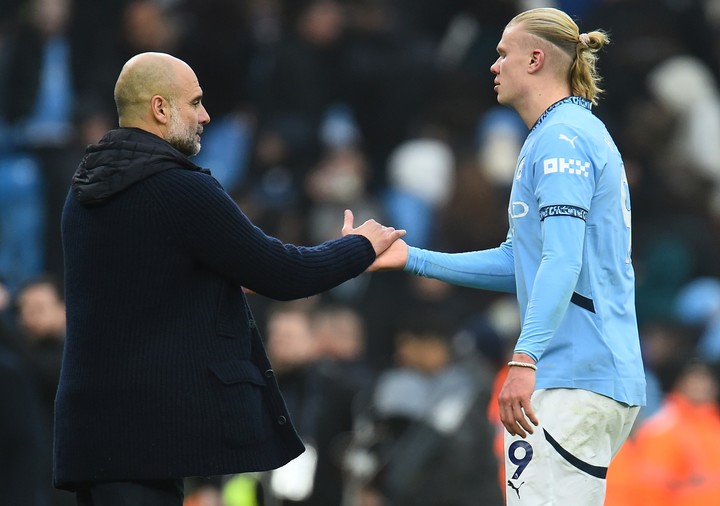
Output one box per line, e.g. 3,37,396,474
514,215,585,361
404,234,516,293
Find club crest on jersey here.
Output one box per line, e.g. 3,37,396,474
543,158,590,177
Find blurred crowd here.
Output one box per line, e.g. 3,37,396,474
2,0,720,504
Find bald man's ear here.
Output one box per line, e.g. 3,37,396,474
151,95,170,125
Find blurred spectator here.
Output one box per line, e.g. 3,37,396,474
343,311,503,506
639,320,695,394
262,301,366,505
383,135,455,249
436,149,510,253
118,0,180,58
0,0,74,146
68,0,129,119
1,292,72,505
0,320,53,506
11,275,75,503
474,106,526,187
0,0,75,293
304,144,387,304
675,276,720,361
305,146,383,247
607,358,720,505
14,274,66,415
355,273,490,373
310,302,375,391
177,0,257,195
0,152,44,294
249,0,347,197
584,0,717,136
646,56,720,217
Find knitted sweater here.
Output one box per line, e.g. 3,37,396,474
54,128,375,489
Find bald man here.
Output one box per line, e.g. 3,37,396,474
113,53,207,157
55,52,404,505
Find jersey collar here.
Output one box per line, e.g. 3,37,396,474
530,96,592,134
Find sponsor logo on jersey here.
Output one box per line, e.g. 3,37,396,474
507,480,526,499
558,134,578,148
543,157,590,177
539,204,588,221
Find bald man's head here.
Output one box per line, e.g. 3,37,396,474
111,52,210,155
114,52,185,127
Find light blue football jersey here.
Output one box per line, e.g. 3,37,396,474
405,97,646,406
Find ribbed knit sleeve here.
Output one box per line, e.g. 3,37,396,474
145,170,376,300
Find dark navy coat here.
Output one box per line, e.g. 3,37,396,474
54,128,375,489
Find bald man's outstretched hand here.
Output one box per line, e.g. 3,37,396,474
341,209,406,258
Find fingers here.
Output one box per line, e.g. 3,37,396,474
498,363,538,438
340,210,406,256
501,402,536,438
342,209,354,235
389,228,407,240
524,403,540,427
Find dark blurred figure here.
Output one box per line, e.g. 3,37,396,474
13,274,75,506
249,0,347,191
584,0,717,137
362,274,492,372
71,0,180,119
0,0,75,291
69,0,129,119
261,301,369,505
234,0,351,247
0,302,54,505
175,0,257,195
436,150,510,253
340,0,436,186
176,0,254,117
0,0,74,144
0,338,52,505
343,311,503,506
14,275,66,415
310,303,375,390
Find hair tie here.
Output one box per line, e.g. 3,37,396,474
578,33,590,47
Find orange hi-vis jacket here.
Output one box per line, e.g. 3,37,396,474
607,393,720,506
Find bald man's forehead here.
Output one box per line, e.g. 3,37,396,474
172,63,203,103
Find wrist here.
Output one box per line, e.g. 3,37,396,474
508,353,537,371
511,352,536,364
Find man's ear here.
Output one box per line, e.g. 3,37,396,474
151,95,169,125
528,49,544,73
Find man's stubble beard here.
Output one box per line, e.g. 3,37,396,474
167,107,201,157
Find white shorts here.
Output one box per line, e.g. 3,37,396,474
504,388,639,506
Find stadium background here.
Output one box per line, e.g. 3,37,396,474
2,0,720,504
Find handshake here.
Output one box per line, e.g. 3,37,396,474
340,209,409,272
